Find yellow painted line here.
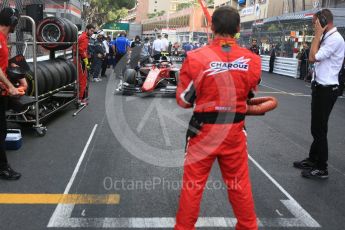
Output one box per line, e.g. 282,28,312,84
0,194,120,204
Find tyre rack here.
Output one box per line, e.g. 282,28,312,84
6,15,80,136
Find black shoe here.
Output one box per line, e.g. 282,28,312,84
301,168,328,179
0,165,21,180
293,158,316,170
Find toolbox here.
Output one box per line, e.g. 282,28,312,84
5,129,22,150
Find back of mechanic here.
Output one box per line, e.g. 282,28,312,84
175,6,261,230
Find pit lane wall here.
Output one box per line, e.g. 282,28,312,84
261,55,299,78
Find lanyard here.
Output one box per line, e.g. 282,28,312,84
320,29,338,46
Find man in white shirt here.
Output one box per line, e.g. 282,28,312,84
101,34,110,78
293,9,345,179
152,34,163,60
161,34,170,52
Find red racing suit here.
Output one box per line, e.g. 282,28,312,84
77,32,89,100
175,37,261,230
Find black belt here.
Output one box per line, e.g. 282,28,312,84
186,112,246,148
312,81,338,89
193,112,245,124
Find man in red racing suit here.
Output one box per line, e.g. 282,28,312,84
175,6,261,230
77,24,95,102
0,7,26,180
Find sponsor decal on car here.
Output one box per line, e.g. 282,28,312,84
170,56,185,62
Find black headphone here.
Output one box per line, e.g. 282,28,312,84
9,8,19,27
316,10,328,28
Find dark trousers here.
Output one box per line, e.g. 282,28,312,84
92,57,103,79
269,58,275,73
300,62,309,79
0,96,8,166
309,84,339,169
114,53,127,78
101,54,108,77
153,51,161,61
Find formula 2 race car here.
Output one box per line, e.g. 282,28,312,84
116,56,184,96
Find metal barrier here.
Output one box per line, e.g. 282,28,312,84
6,15,79,136
261,55,299,78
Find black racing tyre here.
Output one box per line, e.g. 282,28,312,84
55,18,72,50
50,60,67,86
124,69,137,85
62,58,77,82
55,59,72,85
36,65,47,95
63,18,78,45
39,64,54,93
25,63,35,96
45,62,62,89
37,17,77,51
26,63,47,95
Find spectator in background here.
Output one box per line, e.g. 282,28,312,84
110,36,117,69
88,33,97,78
161,34,170,53
183,42,193,54
131,35,142,48
140,37,152,65
92,33,105,82
193,42,200,50
269,44,276,73
129,35,143,69
249,39,260,55
298,43,310,80
114,32,130,78
172,42,180,56
168,41,173,54
152,34,163,60
101,34,110,78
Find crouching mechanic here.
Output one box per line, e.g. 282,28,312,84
0,7,27,180
175,6,261,230
77,24,95,103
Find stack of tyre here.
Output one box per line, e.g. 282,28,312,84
26,58,77,96
26,17,78,95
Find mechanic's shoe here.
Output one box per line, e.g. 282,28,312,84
80,98,88,106
293,158,316,170
301,168,328,179
0,165,21,180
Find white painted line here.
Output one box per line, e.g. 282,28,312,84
260,83,312,97
136,100,156,133
276,209,283,217
48,123,321,228
64,124,98,194
249,155,321,227
48,125,98,228
157,103,172,147
260,83,288,94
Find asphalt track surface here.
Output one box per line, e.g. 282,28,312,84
0,70,344,229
